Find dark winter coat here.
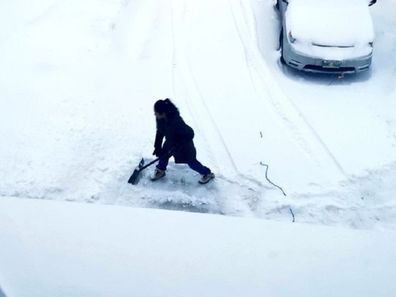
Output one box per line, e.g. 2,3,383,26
154,114,196,163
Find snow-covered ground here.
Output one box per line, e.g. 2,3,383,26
1,0,396,295
1,0,395,229
253,0,396,227
1,197,396,297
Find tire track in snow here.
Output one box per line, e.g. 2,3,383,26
227,0,318,161
171,0,279,191
228,0,347,178
168,0,280,216
169,0,178,98
169,0,224,174
170,0,240,177
169,0,263,217
227,0,321,166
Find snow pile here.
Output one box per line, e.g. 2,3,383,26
1,197,396,297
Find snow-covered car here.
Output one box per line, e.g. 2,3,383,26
276,0,375,74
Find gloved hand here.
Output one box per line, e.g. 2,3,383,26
153,147,163,157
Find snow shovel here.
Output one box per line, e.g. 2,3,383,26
128,145,183,185
128,147,176,185
128,157,161,185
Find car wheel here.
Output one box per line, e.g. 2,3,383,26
280,54,286,65
278,28,283,51
279,29,286,64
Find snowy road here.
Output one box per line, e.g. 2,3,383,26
0,0,395,229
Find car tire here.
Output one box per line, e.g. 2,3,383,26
279,28,286,65
278,28,283,51
280,55,286,65
279,29,286,64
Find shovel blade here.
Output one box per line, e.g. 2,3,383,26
128,168,141,185
128,158,145,185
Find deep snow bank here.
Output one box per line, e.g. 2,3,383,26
1,197,396,297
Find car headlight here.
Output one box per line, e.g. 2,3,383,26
288,31,296,43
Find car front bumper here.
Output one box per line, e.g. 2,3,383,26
283,42,373,74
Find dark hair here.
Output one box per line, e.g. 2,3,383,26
154,98,179,117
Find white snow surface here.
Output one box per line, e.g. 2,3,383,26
1,197,396,297
286,0,375,46
1,0,396,294
285,0,375,60
0,0,396,229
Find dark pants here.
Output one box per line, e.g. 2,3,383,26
157,156,211,175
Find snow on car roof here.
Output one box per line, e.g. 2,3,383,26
285,0,375,46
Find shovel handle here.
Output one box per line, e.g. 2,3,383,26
138,143,184,172
138,157,161,172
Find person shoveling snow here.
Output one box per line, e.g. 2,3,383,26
152,99,214,184
128,99,214,185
